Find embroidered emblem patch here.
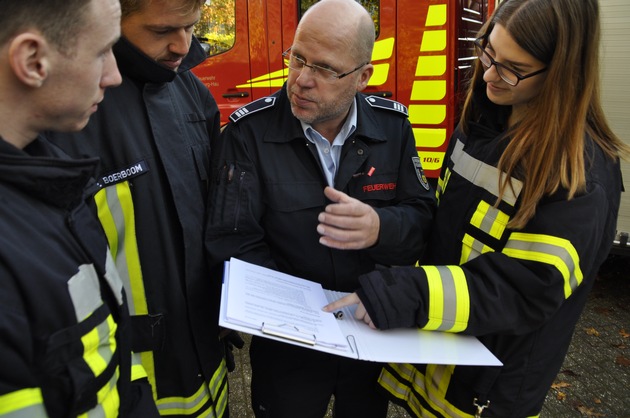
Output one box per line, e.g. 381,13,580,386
412,156,430,190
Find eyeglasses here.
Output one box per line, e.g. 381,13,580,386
473,37,547,86
282,48,368,82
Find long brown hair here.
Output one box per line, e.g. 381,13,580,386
459,0,628,229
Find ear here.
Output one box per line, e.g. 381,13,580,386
356,63,374,92
8,32,50,88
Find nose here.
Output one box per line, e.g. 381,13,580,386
294,66,317,86
169,29,191,56
102,51,122,89
482,62,502,84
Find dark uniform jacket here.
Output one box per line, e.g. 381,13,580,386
206,86,436,291
0,137,157,417
355,89,623,417
47,37,228,417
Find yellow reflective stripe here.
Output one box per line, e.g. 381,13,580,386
95,184,148,316
470,201,508,240
131,352,148,381
95,188,119,259
436,167,452,203
422,266,470,332
210,358,228,416
503,232,583,298
140,351,158,399
95,183,157,395
462,201,508,263
82,314,116,376
0,388,46,416
156,384,213,416
79,315,119,418
378,367,429,417
379,363,470,417
78,369,120,418
156,359,227,417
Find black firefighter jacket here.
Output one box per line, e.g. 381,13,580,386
206,85,436,292
354,90,623,417
48,36,228,417
0,137,158,417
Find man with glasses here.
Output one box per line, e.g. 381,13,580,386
206,0,435,417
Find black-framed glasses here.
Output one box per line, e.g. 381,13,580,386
282,47,369,82
473,37,547,86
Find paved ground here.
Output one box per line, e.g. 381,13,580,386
226,255,630,417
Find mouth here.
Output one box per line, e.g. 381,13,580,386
487,82,508,92
160,58,183,70
291,92,314,107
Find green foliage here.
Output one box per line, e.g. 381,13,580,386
194,0,382,56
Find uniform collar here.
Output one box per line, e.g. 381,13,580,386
113,35,207,84
263,85,389,145
0,136,99,209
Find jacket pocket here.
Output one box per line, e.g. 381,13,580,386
208,161,251,233
266,181,325,212
41,303,120,417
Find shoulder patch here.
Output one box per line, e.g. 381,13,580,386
365,96,408,116
229,96,277,123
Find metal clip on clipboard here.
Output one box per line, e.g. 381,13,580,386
261,323,316,346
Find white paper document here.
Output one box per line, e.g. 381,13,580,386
220,258,502,366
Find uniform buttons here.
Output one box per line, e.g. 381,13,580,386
357,149,364,155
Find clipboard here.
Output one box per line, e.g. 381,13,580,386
219,258,502,366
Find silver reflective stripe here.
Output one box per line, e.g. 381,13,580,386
435,267,459,331
504,233,582,296
68,264,103,322
0,388,48,418
101,186,135,313
156,383,214,416
451,139,522,206
82,371,120,418
1,405,48,418
104,249,124,306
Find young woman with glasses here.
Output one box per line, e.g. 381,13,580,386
325,0,629,416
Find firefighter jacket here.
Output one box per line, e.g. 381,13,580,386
0,137,158,417
354,90,623,417
206,85,436,292
47,36,228,417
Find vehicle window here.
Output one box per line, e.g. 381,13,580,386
195,0,236,57
298,0,381,37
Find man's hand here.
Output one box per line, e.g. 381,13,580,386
317,186,380,250
322,292,377,329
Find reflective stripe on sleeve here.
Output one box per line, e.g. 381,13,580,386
0,388,47,417
422,266,470,332
503,232,583,298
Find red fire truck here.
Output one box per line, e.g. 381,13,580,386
193,0,493,179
